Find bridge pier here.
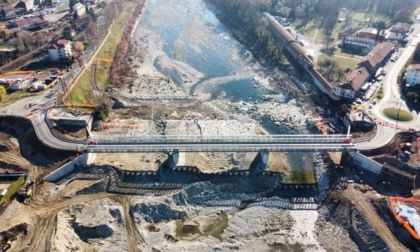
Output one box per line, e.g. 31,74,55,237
249,150,269,176
159,149,179,179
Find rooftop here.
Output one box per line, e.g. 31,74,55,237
337,67,370,91
15,17,41,26
358,42,394,70
407,64,420,71
49,39,70,49
390,22,411,33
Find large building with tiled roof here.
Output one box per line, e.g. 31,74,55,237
406,64,420,86
333,42,394,99
48,39,72,61
263,12,337,99
333,67,370,99
358,42,394,72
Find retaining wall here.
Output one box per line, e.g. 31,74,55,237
349,152,382,174
44,153,88,182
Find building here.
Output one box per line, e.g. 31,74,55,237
343,111,374,129
0,7,18,20
355,27,378,40
48,39,72,61
13,17,49,30
73,3,86,17
10,79,30,90
385,22,411,41
358,42,394,72
263,13,336,99
333,67,370,99
342,36,377,50
405,64,420,85
333,42,394,99
15,0,34,12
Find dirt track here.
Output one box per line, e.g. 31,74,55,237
344,185,408,252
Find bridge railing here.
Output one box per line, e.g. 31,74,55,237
89,134,351,145
84,143,358,153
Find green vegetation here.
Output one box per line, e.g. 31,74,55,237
284,170,316,184
68,68,92,104
318,55,358,70
372,87,383,101
0,86,6,102
95,2,135,86
0,89,34,106
68,1,135,105
383,107,413,122
0,177,24,206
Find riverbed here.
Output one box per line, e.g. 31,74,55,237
126,0,315,181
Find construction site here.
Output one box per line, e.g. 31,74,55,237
1,0,420,251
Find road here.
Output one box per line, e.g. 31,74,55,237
357,22,420,150
344,185,408,252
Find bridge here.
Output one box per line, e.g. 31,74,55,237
84,134,357,153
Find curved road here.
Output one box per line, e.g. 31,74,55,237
357,24,420,150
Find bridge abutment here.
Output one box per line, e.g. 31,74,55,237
159,150,179,179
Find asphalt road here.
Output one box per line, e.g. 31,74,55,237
357,22,420,149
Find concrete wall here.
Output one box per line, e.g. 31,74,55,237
43,153,88,182
349,152,382,174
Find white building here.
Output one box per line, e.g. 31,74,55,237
10,79,30,90
343,36,377,50
15,0,34,12
73,3,86,17
405,64,420,85
48,39,72,61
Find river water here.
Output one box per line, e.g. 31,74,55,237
135,0,315,182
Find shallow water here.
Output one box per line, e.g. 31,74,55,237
134,0,315,181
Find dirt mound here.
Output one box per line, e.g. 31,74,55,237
74,180,107,196
0,223,28,242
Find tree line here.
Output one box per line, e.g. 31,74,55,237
208,0,284,64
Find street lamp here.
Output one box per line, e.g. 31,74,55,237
394,84,410,156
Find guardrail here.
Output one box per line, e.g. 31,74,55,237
85,143,358,153
90,134,352,145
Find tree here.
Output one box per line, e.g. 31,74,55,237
393,8,412,23
69,0,76,9
62,25,73,40
373,20,387,41
0,29,7,41
0,86,6,102
73,41,84,53
93,104,109,121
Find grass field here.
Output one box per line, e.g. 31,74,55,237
0,89,37,106
383,107,413,122
67,1,135,105
68,68,92,104
318,55,359,70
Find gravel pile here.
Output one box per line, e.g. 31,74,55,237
254,99,308,129
197,120,257,136
131,202,187,223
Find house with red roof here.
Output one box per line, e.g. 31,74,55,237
333,42,394,99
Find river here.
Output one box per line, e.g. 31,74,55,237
134,0,316,183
